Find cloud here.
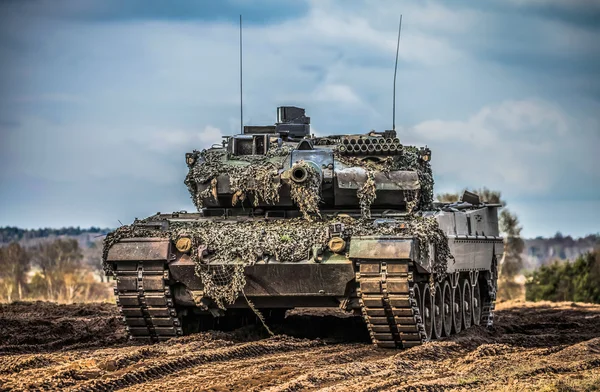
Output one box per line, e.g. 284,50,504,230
143,126,224,152
407,99,599,198
313,84,362,105
0,116,224,188
505,0,600,29
12,93,85,104
0,0,598,236
0,0,310,24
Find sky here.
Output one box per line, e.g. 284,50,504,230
0,0,598,238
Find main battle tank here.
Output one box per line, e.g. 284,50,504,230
103,106,502,348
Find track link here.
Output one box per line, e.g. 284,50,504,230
356,260,426,349
481,277,497,328
114,260,183,341
481,259,498,328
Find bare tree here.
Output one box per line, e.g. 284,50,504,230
473,188,504,205
436,192,460,203
498,209,525,300
0,243,31,302
82,241,105,282
32,239,83,300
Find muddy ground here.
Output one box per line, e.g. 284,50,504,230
1,301,599,391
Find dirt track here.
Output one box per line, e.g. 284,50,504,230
1,301,599,391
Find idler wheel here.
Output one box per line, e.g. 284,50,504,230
452,282,463,334
472,281,482,326
433,282,443,339
442,279,453,337
462,279,473,330
421,283,433,341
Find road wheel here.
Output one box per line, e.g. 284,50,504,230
462,279,472,330
442,279,453,336
433,282,443,339
472,282,482,326
413,283,422,322
452,283,463,334
422,284,433,341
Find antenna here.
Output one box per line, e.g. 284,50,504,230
392,14,402,131
239,14,243,134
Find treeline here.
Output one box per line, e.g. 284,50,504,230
525,233,599,269
526,249,600,303
533,232,599,244
0,238,111,303
0,226,110,244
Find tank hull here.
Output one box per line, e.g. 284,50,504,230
106,206,501,347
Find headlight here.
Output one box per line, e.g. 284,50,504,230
175,237,192,253
328,237,346,253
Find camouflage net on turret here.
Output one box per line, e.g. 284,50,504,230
186,142,432,219
335,145,433,213
102,214,452,308
287,161,322,220
184,145,292,209
393,146,434,210
357,171,377,219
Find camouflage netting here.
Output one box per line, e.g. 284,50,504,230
187,142,432,217
335,145,433,212
103,218,329,309
197,264,246,309
184,144,292,209
404,190,419,214
287,161,322,220
102,214,452,308
357,171,376,219
409,216,454,280
393,146,434,210
186,141,432,220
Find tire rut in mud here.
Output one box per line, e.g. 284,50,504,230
72,337,324,392
1,301,600,392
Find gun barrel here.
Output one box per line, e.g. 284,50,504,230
287,161,323,183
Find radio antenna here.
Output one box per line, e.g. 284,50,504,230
392,14,402,131
239,14,243,134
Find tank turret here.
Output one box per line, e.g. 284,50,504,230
184,107,433,220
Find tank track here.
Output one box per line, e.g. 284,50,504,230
356,260,425,349
357,260,498,348
114,260,183,341
480,256,498,328
481,277,497,328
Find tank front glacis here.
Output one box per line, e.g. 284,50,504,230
103,106,501,348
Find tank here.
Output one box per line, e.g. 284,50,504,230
103,106,502,348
